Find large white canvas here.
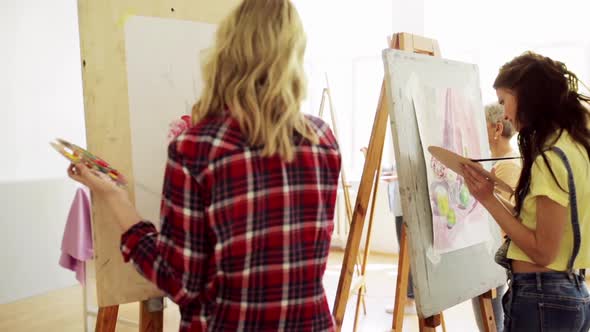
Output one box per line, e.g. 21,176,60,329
125,16,216,224
383,49,505,317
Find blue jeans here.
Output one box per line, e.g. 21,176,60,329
503,272,590,332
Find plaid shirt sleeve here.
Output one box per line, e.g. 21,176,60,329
120,137,211,307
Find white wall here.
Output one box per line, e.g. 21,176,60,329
392,0,424,35
0,179,81,304
424,0,590,104
0,0,86,304
294,0,425,254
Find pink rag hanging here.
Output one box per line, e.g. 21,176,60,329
59,187,93,284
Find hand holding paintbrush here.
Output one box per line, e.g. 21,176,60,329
428,146,519,195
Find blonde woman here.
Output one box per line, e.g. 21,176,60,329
67,1,341,331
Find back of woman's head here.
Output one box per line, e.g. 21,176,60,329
493,51,590,213
485,103,515,139
193,0,317,161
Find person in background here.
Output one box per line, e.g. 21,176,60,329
484,102,521,203
66,1,341,331
471,102,521,331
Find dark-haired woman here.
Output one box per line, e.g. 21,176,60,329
463,52,590,331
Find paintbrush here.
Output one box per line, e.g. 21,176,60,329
469,156,521,163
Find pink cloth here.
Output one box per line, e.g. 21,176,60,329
59,187,93,284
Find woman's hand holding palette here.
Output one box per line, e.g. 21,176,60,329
427,146,515,195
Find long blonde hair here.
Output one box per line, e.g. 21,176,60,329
193,0,317,162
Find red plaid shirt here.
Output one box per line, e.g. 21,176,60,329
121,113,341,331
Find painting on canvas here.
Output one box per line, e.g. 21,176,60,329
411,81,491,253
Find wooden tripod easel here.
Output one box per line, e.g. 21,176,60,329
317,74,355,232
317,74,368,320
332,32,498,332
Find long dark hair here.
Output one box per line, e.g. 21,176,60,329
493,52,590,214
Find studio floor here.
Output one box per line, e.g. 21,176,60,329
1,250,484,332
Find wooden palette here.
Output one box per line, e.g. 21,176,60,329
495,191,517,215
50,138,127,186
428,146,514,195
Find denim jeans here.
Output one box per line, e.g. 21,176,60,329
503,272,590,332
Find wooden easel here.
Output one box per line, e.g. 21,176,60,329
317,74,368,319
332,32,498,332
318,74,355,235
94,299,163,332
82,275,158,332
76,1,238,331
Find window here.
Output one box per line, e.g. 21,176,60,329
295,0,590,175
425,0,590,151
295,0,394,179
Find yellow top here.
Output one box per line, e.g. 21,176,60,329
507,131,590,270
493,150,521,204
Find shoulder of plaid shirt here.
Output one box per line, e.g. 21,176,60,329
120,112,341,331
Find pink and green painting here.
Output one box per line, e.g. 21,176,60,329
414,86,490,253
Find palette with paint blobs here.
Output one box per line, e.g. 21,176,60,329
50,138,127,186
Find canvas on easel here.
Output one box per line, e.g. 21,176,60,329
332,32,446,332
333,32,501,332
76,1,240,330
383,43,505,330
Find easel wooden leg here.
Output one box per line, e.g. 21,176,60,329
95,305,118,332
319,82,368,318
391,227,449,332
352,149,383,332
323,83,365,300
94,299,163,332
332,80,390,330
323,86,366,311
140,298,164,332
352,283,365,332
477,290,497,332
392,225,410,331
419,314,442,332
